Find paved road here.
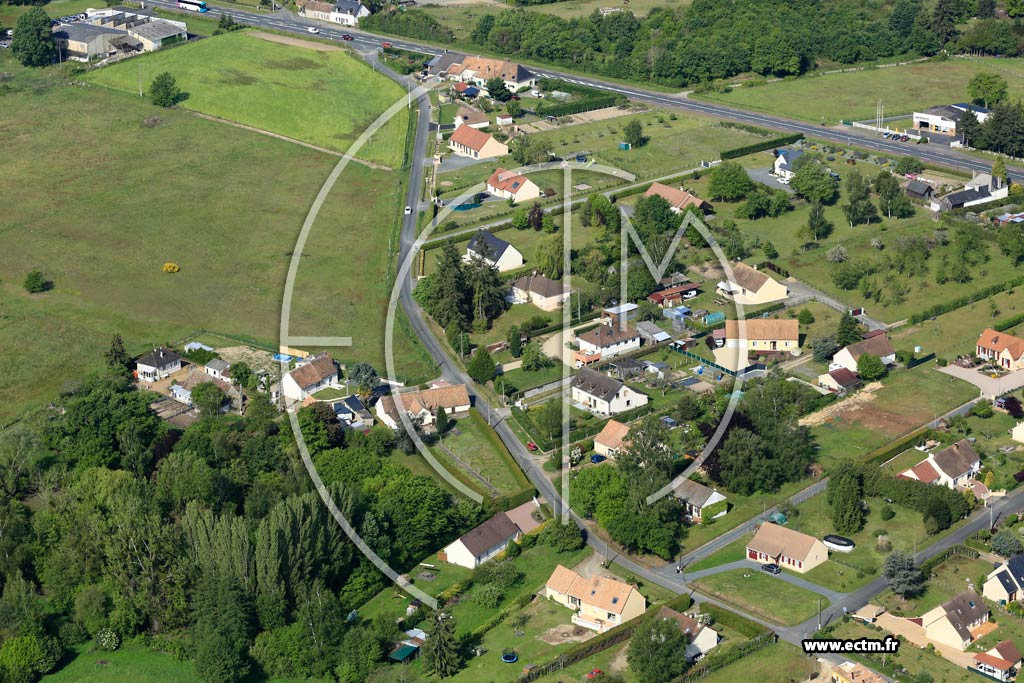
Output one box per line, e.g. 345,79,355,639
148,0,1024,181
186,2,1024,652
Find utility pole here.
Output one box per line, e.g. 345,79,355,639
138,61,143,97
817,598,822,630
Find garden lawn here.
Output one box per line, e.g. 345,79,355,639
0,67,430,423
500,363,566,394
87,31,408,167
830,620,973,683
691,569,828,626
809,367,977,469
435,409,532,494
528,111,767,179
695,56,1024,123
893,289,1024,360
874,553,993,616
789,495,928,592
0,0,95,26
693,642,814,683
42,640,306,683
686,535,750,572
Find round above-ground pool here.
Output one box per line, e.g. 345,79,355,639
823,535,856,553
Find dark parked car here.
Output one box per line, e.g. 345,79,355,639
590,454,606,464
342,34,353,40
761,563,782,575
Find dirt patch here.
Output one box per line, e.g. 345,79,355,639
608,643,629,673
247,31,342,52
799,381,883,427
216,346,278,376
539,624,597,646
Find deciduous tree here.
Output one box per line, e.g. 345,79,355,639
150,72,185,108
11,8,56,67
968,72,1008,109
627,615,690,683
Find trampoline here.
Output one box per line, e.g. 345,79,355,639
501,649,518,664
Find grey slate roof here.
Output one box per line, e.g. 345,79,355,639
571,367,624,403
672,479,716,508
1007,555,1024,588
205,359,230,373
54,23,125,41
467,230,511,261
776,148,804,169
905,180,933,197
333,0,365,14
924,105,965,121
932,439,980,479
995,569,1017,595
129,20,185,41
137,347,182,369
939,590,988,643
942,186,991,208
459,513,518,556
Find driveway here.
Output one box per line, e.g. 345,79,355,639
875,613,977,668
938,364,1024,399
438,152,489,173
746,166,794,193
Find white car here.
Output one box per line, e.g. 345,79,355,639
778,176,790,185
404,206,412,215
307,27,320,34
682,290,698,300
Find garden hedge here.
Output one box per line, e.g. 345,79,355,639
720,133,803,160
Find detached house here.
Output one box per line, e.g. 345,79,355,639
773,148,804,180
295,0,369,26
281,354,339,402
446,55,536,93
453,105,489,129
486,167,541,203
512,273,571,312
746,523,828,573
136,347,182,382
898,439,980,489
464,230,524,272
984,555,1024,605
716,262,788,306
830,334,896,374
375,383,471,430
723,319,799,355
643,182,710,214
594,419,630,458
571,368,648,416
977,328,1024,371
972,640,1023,682
544,565,646,633
655,606,720,662
574,323,641,366
441,513,520,569
922,589,989,651
448,125,508,160
672,479,727,522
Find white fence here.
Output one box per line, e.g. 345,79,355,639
850,121,922,140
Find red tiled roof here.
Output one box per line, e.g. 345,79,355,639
910,460,941,484
644,182,709,212
450,125,495,152
974,652,1014,672
487,167,533,195
978,328,1024,359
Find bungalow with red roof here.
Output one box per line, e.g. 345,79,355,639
375,383,471,430
486,167,541,203
898,439,981,489
448,126,508,160
977,328,1024,371
643,182,710,214
544,565,646,633
453,105,489,129
817,367,862,394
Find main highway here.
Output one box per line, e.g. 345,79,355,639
149,0,1022,179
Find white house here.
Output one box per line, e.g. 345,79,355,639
204,358,231,381
672,479,727,522
972,641,1023,682
448,125,508,160
594,419,630,458
1012,422,1024,444
898,439,981,489
914,103,990,136
830,334,896,374
486,167,541,203
375,383,471,430
655,607,720,662
281,353,339,402
574,323,641,367
441,513,520,569
545,565,647,633
296,0,369,26
773,148,804,179
136,347,182,382
464,230,524,272
441,500,541,569
571,368,648,416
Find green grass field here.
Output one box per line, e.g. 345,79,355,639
43,640,305,683
526,111,765,178
88,31,407,167
810,367,977,468
695,56,1024,124
691,569,827,626
0,53,431,421
434,409,531,494
894,288,1024,359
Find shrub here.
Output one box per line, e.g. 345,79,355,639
96,628,120,652
881,505,895,521
22,270,50,293
163,262,181,273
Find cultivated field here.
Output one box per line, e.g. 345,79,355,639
88,31,408,167
695,56,1024,123
0,54,429,421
